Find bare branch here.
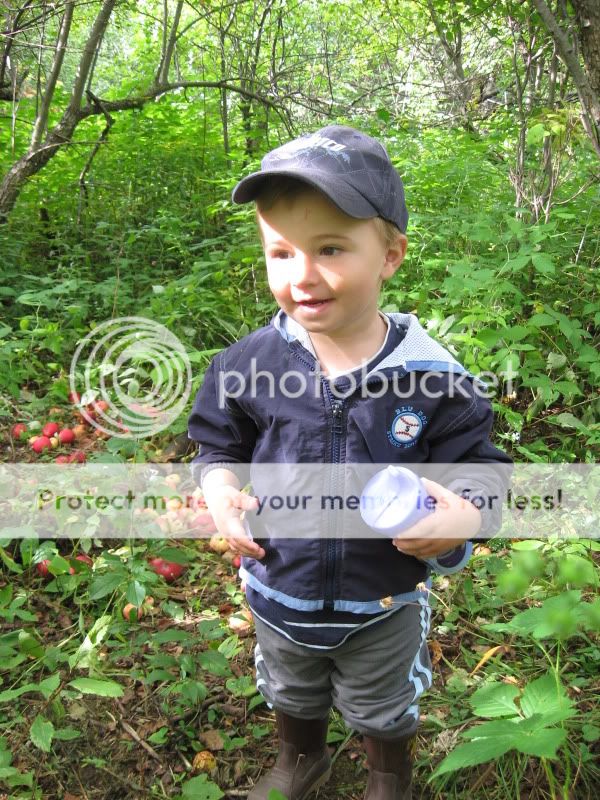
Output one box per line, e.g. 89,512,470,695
31,0,74,149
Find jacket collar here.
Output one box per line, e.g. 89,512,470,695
272,309,469,376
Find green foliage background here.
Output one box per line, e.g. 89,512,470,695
0,1,599,797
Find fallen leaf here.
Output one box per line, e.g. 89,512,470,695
199,729,225,751
429,639,443,666
469,645,507,676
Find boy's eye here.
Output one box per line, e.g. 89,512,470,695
270,249,292,259
320,246,341,256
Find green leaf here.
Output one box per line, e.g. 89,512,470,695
176,773,224,799
0,683,38,703
197,650,232,677
462,719,521,738
531,253,555,274
520,673,574,723
53,727,81,741
432,735,514,777
528,313,556,327
18,630,44,660
546,413,587,431
89,572,125,599
0,546,23,573
30,715,55,753
248,693,266,712
125,579,146,607
69,615,112,670
546,352,567,370
526,123,547,146
511,726,567,758
38,672,61,699
226,675,257,698
469,682,519,718
68,678,124,697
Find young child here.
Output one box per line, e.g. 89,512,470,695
188,125,511,800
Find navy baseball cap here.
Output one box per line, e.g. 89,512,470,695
231,125,409,233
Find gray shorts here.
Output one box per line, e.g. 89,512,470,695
253,599,432,739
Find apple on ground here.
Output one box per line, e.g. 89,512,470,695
68,553,93,574
58,428,75,444
42,422,60,438
68,391,81,404
148,557,186,582
31,436,52,454
122,595,154,622
12,423,27,438
35,559,52,578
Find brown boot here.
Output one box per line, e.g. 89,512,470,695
363,733,415,800
248,711,332,800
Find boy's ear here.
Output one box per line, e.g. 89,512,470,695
382,234,408,280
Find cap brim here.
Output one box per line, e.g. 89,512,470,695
231,169,380,220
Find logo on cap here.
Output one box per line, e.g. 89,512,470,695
388,406,428,448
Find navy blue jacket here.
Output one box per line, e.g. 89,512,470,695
188,311,512,624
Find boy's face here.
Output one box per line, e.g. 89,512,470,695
257,189,406,343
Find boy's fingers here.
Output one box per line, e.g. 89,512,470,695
227,535,265,559
232,493,259,511
225,518,265,559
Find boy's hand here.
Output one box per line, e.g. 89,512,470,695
392,478,481,559
205,484,265,559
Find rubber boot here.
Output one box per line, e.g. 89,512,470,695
362,733,415,800
248,711,332,800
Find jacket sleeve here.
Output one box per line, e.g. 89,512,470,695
187,355,257,487
425,377,513,541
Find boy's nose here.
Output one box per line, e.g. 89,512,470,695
290,253,319,286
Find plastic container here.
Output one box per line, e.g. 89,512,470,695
359,465,434,537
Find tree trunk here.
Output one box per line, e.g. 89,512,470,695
531,0,600,158
571,0,600,97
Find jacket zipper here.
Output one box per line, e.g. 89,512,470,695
324,388,344,609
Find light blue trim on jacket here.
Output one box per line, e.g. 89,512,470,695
241,565,432,614
240,567,324,611
423,541,473,575
333,582,431,613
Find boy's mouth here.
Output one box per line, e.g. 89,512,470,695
296,298,332,310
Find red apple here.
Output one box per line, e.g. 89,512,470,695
148,557,186,583
68,450,86,463
55,455,70,464
58,428,75,444
68,553,93,574
12,423,27,438
42,422,60,438
31,436,51,454
68,391,81,404
35,559,51,577
122,602,143,621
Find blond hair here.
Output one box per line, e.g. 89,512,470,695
254,177,402,248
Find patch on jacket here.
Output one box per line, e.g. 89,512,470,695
387,406,428,448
